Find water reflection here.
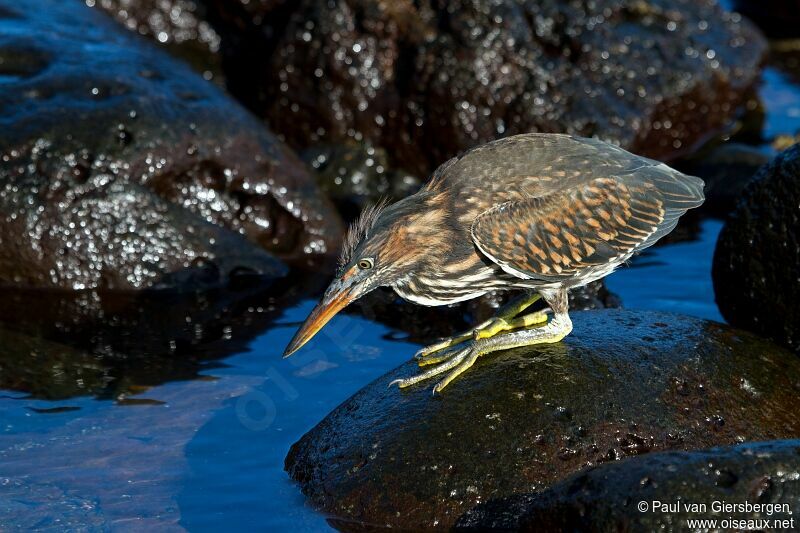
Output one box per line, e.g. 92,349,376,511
0,271,328,400
178,302,417,531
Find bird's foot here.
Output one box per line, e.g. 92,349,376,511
393,313,571,393
392,341,483,394
414,310,550,365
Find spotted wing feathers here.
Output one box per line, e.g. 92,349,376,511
471,168,704,281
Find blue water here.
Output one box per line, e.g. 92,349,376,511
761,67,800,140
606,220,724,322
178,309,416,531
1,301,416,531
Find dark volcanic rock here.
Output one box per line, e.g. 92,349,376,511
456,440,800,531
0,0,342,291
285,309,800,530
677,142,771,216
302,142,421,222
566,279,622,310
733,0,800,38
713,144,800,352
210,0,766,176
89,0,224,81
0,178,286,290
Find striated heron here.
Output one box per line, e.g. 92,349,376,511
284,134,705,392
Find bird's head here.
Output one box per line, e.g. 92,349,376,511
284,196,439,357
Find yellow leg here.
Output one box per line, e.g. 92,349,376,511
475,309,550,338
418,310,549,366
393,288,572,393
416,292,543,362
392,312,573,393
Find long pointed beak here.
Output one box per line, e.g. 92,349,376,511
283,286,356,357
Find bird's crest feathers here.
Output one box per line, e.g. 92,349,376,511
338,198,390,270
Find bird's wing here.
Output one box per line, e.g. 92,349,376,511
470,167,704,281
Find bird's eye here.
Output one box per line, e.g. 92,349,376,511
357,258,374,270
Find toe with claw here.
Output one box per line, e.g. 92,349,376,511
392,341,484,393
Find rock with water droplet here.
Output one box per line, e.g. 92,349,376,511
301,141,422,221
713,143,800,353
455,440,800,531
285,309,800,530
0,173,288,290
0,0,342,291
209,0,766,177
89,0,224,82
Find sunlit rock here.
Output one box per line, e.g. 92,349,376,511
89,0,224,82
0,0,342,291
713,143,800,353
286,309,800,530
456,440,800,530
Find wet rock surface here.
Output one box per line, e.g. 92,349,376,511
90,0,224,82
456,440,800,531
211,0,766,176
302,142,421,222
0,0,342,290
713,143,800,353
0,178,286,291
285,309,800,530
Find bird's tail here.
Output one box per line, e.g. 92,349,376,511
635,164,705,251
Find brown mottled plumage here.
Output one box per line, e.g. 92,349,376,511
286,133,705,392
